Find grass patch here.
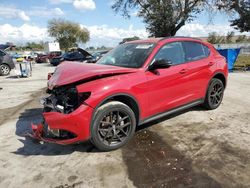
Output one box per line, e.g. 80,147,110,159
235,55,250,67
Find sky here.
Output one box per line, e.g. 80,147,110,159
0,0,249,47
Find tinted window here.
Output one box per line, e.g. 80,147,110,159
153,42,185,65
182,42,210,61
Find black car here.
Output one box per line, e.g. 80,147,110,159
0,50,15,76
50,48,94,66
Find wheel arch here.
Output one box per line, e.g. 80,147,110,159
94,93,140,126
0,63,11,69
212,72,227,88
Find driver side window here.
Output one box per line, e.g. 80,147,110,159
154,42,185,65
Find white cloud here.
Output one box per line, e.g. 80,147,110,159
54,8,64,15
0,6,64,21
73,0,96,10
27,7,64,17
49,0,96,11
0,24,50,44
177,23,249,37
82,24,148,47
0,23,249,47
0,6,30,21
18,11,30,21
49,0,72,4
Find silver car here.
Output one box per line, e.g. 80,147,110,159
0,50,15,76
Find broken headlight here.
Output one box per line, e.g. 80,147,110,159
44,87,91,114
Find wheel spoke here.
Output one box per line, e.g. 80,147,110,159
116,134,122,142
118,122,131,129
109,132,116,143
116,116,129,125
98,128,109,132
216,95,220,102
210,96,216,105
100,121,112,125
103,129,112,142
119,128,128,136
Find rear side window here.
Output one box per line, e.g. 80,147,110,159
154,42,185,65
182,42,210,61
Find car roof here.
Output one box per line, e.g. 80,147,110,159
126,36,202,44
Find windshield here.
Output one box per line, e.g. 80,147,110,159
97,43,155,68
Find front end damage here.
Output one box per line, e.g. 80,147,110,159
31,86,93,144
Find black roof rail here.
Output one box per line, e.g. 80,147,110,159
160,36,202,41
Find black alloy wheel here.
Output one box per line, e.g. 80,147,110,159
91,101,136,151
204,78,224,110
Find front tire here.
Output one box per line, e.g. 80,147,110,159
203,78,224,110
0,64,10,76
91,101,136,151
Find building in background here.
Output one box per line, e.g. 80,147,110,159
44,42,60,53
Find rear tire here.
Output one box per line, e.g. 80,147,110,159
91,101,136,151
0,64,10,76
203,78,224,110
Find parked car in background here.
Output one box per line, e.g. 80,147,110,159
50,48,94,66
32,37,228,151
92,50,109,62
0,50,15,76
36,51,62,63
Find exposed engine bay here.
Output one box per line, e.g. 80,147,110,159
42,86,90,114
33,86,91,140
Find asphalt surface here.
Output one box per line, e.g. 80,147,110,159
0,63,250,188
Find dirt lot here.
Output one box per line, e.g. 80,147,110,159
0,63,250,188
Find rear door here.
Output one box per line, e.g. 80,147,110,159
145,42,193,117
182,41,213,99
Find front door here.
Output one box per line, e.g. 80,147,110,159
145,42,193,117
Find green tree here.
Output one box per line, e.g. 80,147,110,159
119,36,140,44
207,32,225,44
207,32,218,44
216,0,250,32
236,35,247,43
48,19,90,50
112,0,208,37
24,42,44,50
226,31,235,43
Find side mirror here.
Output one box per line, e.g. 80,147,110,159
148,59,172,71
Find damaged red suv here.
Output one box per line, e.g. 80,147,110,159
32,37,228,151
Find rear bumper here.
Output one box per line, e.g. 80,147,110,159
31,104,94,144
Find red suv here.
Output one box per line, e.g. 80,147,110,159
32,37,228,151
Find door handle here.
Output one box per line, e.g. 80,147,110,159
208,62,215,66
179,69,188,74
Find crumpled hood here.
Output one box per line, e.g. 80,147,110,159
48,61,137,89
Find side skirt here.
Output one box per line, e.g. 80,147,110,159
139,98,204,125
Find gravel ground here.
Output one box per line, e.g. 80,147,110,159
0,63,250,188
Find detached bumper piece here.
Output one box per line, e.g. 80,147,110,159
30,85,93,144
31,121,77,145
30,104,93,145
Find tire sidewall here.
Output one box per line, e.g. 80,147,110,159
91,101,136,151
